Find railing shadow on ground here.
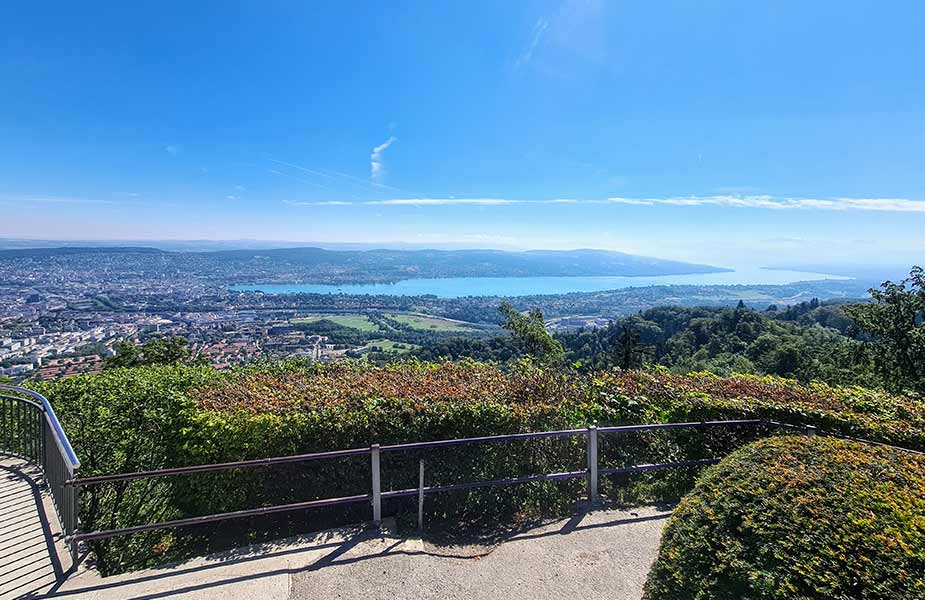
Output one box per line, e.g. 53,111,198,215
42,506,670,600
0,459,68,600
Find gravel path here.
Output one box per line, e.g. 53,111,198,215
290,506,670,600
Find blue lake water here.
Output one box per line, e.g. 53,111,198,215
230,268,852,299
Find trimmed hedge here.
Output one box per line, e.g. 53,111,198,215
643,436,925,600
600,369,925,451
29,361,925,574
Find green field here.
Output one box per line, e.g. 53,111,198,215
385,312,475,332
291,314,380,332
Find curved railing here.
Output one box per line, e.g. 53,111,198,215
2,386,915,569
0,384,80,560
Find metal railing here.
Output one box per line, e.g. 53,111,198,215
0,384,81,561
5,388,916,562
67,419,774,547
4,381,920,573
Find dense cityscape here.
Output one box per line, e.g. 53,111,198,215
0,246,875,382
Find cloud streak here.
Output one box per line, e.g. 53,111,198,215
370,136,396,183
369,198,521,206
283,194,925,212
283,199,352,206
605,195,925,212
515,18,549,69
367,198,580,206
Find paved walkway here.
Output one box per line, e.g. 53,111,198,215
289,507,670,600
0,462,670,600
1,458,72,600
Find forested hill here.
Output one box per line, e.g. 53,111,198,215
209,247,728,278
412,301,877,387
0,245,727,284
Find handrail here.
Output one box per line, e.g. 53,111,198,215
71,447,373,487
3,385,921,564
69,418,774,546
68,419,769,488
1,384,82,562
0,384,81,471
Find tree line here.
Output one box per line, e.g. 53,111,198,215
417,267,925,395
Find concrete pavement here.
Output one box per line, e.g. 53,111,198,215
1,462,669,600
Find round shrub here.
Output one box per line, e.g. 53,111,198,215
644,435,925,600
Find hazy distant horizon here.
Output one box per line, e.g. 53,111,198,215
0,236,916,281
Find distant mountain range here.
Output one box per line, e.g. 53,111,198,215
212,247,728,277
0,246,728,284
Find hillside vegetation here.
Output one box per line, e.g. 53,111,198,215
415,303,876,385
644,436,925,600
417,267,925,396
31,360,925,574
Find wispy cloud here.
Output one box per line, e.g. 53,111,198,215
370,136,396,183
369,198,519,206
515,18,550,69
283,194,925,213
225,195,241,201
283,199,352,207
366,198,579,206
267,155,415,197
606,195,925,212
267,167,335,192
164,145,179,156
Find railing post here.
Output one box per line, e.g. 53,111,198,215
370,444,381,525
68,467,80,565
587,425,598,505
417,459,425,533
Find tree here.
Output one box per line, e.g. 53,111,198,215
845,266,925,393
106,341,141,368
614,323,653,369
141,337,191,365
105,337,195,369
498,302,564,365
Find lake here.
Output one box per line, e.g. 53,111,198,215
230,268,852,299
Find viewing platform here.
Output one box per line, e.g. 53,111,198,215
0,471,668,600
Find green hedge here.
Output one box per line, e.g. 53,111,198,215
643,436,925,600
29,365,222,574
28,361,924,574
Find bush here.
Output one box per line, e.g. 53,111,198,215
644,436,925,600
597,369,925,451
28,361,925,574
30,365,222,574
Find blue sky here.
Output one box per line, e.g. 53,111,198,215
2,1,924,269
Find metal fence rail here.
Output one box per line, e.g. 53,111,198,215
3,384,919,569
0,385,81,561
67,419,777,548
